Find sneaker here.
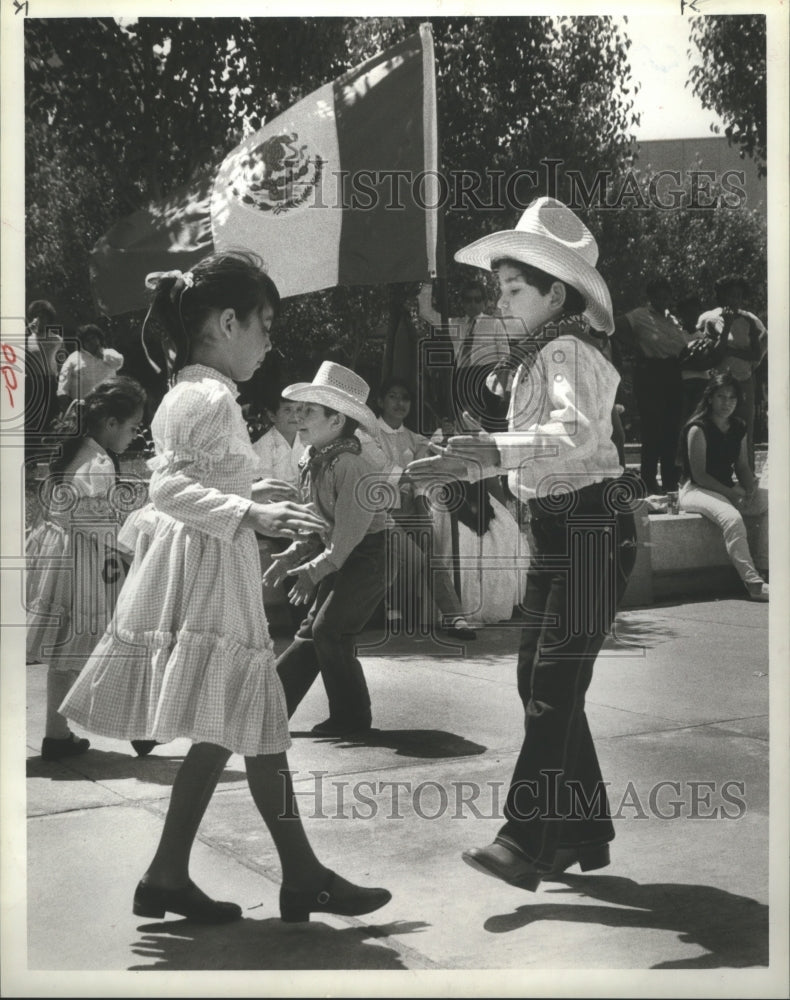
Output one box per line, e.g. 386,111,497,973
441,616,477,640
747,582,769,602
41,734,90,761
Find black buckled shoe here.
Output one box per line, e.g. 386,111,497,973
546,842,611,876
133,878,242,923
311,716,372,738
41,734,90,762
279,870,391,923
462,836,544,892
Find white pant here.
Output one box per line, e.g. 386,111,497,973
678,481,768,586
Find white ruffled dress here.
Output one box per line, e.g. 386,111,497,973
27,438,128,671
61,365,291,757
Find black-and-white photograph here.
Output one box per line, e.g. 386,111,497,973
1,1,788,996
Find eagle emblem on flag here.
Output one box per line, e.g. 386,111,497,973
228,133,324,214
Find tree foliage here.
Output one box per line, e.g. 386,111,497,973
26,14,641,399
688,15,766,177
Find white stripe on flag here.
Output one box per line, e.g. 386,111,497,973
211,82,342,298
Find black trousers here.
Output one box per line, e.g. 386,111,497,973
498,480,637,867
634,359,683,492
276,532,391,724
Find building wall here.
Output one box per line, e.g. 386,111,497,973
634,137,766,219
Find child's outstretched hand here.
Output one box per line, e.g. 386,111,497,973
287,565,317,607
262,548,298,589
251,478,301,503
445,410,501,468
247,501,327,539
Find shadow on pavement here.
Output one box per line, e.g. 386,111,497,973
604,614,682,650
25,751,246,788
483,873,768,969
128,917,429,970
289,729,486,759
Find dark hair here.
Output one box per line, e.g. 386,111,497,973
321,406,360,438
263,391,288,415
50,376,147,476
714,273,750,304
645,276,672,298
676,292,702,312
147,251,281,374
27,300,56,326
686,371,743,426
674,293,703,332
492,257,586,317
460,279,486,300
378,376,413,400
76,323,105,350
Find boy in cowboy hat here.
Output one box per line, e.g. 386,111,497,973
266,361,393,737
408,197,637,891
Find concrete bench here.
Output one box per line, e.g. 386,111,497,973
621,503,741,607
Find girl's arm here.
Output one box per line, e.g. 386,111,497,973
149,387,325,542
733,437,757,494
686,426,743,504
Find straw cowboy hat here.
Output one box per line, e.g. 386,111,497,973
283,361,379,437
454,197,614,335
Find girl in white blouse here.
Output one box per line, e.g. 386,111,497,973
409,198,638,893
61,251,391,926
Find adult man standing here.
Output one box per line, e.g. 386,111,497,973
614,276,688,494
418,278,509,430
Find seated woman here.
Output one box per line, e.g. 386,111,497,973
678,372,768,601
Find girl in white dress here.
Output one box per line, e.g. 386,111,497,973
27,376,147,761
61,251,391,925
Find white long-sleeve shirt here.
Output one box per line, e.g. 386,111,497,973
470,334,622,500
252,426,308,487
57,348,124,401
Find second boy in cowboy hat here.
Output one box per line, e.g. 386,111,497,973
267,361,393,737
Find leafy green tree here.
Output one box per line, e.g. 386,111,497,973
26,15,641,411
688,14,766,177
591,168,767,443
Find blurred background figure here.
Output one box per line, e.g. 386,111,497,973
614,275,687,494
418,277,510,431
57,323,124,411
25,299,63,442
698,275,767,470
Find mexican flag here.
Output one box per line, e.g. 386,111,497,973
91,25,440,316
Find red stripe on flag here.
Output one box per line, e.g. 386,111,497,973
334,32,434,286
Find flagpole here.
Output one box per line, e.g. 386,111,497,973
420,21,454,425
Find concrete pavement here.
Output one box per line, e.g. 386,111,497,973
10,595,788,995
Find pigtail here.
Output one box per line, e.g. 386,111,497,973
49,399,89,478
142,270,195,382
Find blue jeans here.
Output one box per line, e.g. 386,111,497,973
498,480,637,867
276,531,391,724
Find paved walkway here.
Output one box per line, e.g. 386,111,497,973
7,596,787,996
